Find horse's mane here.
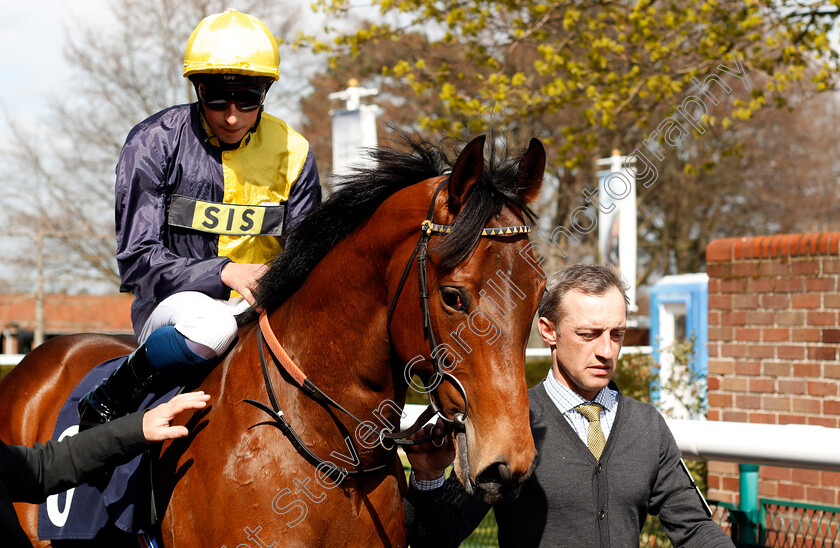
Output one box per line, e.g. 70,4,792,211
253,133,536,314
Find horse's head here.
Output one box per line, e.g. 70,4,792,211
388,135,546,504
254,132,546,504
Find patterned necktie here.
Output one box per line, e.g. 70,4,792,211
576,403,606,459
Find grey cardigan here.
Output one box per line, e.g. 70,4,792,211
404,381,733,547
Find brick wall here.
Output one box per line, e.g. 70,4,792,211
0,293,133,335
705,233,840,506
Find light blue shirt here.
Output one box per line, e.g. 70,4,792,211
543,370,618,444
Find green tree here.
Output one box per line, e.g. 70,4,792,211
311,1,836,149
304,0,840,273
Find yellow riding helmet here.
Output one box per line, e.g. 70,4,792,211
183,9,280,81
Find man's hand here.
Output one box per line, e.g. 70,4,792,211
142,391,211,442
404,418,456,481
221,262,268,310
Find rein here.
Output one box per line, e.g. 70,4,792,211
244,320,396,479
245,178,531,479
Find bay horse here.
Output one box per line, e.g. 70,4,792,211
0,134,547,547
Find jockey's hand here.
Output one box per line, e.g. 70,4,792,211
221,262,268,311
142,391,211,442
404,417,455,481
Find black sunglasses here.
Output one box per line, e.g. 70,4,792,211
198,85,266,112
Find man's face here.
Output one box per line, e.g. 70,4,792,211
197,82,265,144
538,287,626,400
202,101,261,144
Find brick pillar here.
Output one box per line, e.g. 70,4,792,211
705,233,840,506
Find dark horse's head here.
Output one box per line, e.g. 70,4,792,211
256,133,546,504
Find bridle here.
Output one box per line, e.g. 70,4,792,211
245,177,531,480
384,178,529,436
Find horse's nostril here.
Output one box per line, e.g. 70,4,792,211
474,460,533,504
498,463,512,483
476,461,513,486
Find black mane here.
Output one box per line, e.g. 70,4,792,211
254,134,536,313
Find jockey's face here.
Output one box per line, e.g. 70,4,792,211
201,101,260,144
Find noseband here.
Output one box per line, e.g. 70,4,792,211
246,177,530,479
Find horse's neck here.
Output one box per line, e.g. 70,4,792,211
255,184,437,446
271,231,406,413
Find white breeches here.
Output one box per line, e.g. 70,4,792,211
135,291,251,356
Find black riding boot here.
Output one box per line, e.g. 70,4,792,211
77,345,160,431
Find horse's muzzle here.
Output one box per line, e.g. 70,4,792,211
470,456,537,504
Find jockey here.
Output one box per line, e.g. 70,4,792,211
78,9,321,430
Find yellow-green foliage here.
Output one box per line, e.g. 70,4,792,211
303,0,838,168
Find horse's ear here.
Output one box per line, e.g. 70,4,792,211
447,135,486,213
516,138,546,204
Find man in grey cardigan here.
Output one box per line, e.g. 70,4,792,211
404,264,733,547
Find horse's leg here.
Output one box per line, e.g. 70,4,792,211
0,334,137,547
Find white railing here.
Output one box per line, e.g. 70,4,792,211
0,354,24,366
401,404,840,472
667,419,840,472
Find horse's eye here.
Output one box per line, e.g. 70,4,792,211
441,287,470,312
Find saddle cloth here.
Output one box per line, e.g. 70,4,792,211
37,356,179,540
